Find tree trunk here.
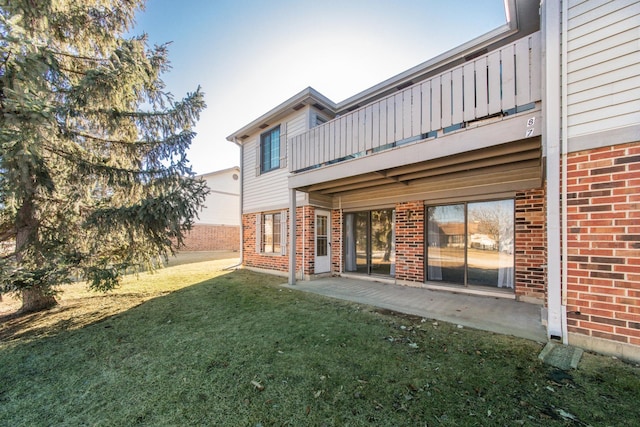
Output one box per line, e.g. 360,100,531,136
15,191,57,313
20,287,57,313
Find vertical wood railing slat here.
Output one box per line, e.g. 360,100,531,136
372,101,381,149
394,92,403,142
515,37,530,106
299,134,305,171
363,106,372,150
487,50,501,114
290,136,296,171
338,116,347,158
311,127,318,166
475,56,489,118
402,89,412,139
452,67,464,125
345,114,353,158
319,121,325,164
386,96,395,144
411,85,421,137
431,76,442,130
463,62,476,122
358,107,370,151
530,32,542,104
421,80,432,134
327,121,337,160
501,44,516,110
441,72,452,127
379,98,387,147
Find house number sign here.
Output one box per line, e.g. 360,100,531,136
525,117,535,137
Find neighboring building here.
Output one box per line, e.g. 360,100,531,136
226,0,640,361
180,167,240,251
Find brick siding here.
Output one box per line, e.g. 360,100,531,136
566,141,640,346
296,206,316,276
179,224,239,251
515,188,547,301
243,207,317,276
395,201,425,283
331,209,342,273
242,212,288,273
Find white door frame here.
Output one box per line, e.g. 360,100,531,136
315,210,331,273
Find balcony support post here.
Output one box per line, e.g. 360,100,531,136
288,189,297,285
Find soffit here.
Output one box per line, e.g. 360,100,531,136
297,137,541,199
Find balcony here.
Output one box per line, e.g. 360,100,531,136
289,32,542,175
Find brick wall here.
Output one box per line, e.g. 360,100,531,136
395,201,425,283
242,207,317,276
179,224,239,251
242,213,288,273
296,206,315,276
331,209,342,273
515,188,547,302
566,141,640,346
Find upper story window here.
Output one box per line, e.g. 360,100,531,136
260,126,280,173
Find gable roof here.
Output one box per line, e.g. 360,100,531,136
226,87,336,145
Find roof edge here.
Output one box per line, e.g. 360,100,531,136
226,87,336,143
196,166,240,178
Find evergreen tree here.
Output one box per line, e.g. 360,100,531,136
0,0,208,312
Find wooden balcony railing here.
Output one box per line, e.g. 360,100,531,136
289,31,541,173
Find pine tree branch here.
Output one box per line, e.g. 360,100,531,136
42,140,187,177
48,48,110,64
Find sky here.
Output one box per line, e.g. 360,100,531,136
131,0,507,175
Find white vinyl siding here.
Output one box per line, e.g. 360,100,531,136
195,168,240,226
566,0,640,139
243,110,309,213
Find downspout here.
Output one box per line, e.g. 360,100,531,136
543,0,564,340
289,189,297,285
237,139,244,266
561,0,569,344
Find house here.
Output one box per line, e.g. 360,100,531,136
180,167,240,252
226,0,640,361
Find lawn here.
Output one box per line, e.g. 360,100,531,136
1,253,639,426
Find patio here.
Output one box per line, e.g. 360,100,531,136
284,276,547,342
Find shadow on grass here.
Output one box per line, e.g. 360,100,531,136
1,269,639,426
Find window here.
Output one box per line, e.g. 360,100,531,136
260,126,280,173
427,199,514,289
261,212,281,253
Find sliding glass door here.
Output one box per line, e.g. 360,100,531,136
345,209,395,277
427,199,514,289
427,204,465,283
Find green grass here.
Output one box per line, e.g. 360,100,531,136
1,254,639,426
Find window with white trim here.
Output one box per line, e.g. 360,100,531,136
260,126,280,173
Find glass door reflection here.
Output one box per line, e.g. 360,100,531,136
344,209,395,277
427,204,465,284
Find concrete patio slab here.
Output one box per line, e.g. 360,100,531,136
283,276,547,343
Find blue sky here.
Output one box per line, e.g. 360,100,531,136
132,0,507,175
